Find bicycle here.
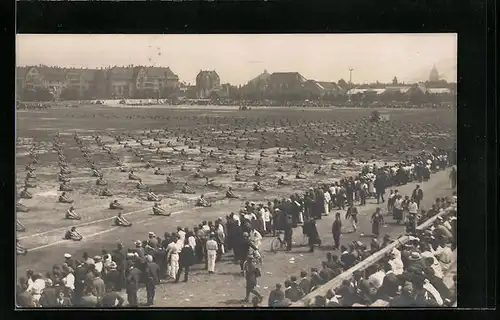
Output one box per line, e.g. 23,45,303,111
270,231,287,253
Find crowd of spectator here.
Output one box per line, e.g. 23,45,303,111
16,147,454,308
267,197,457,307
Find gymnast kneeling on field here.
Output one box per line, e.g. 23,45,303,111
114,212,132,227
65,206,82,220
64,227,83,241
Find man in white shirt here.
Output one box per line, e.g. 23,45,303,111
62,265,75,291
323,189,331,216
388,248,404,275
166,236,181,279
261,206,271,233
94,256,103,273
27,273,46,306
249,228,263,249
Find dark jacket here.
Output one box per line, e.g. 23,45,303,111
285,283,305,302
377,272,400,298
332,220,342,236
103,269,121,292
126,267,142,292
268,289,284,307
112,249,126,269
179,245,195,267
319,266,336,282
64,258,76,271
245,262,260,287
145,261,160,285
100,291,125,307
39,286,58,307
55,297,72,307
78,294,99,307
412,189,424,201
299,277,312,294
17,291,35,308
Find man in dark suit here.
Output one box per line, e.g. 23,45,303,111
243,257,263,303
152,247,168,280
298,271,312,295
319,261,335,282
377,263,400,299
90,270,106,301
176,242,195,283
125,262,142,307
16,282,35,308
144,255,160,306
268,283,285,307
285,276,305,302
411,185,424,208
39,282,59,307
374,173,386,204
73,260,87,304
112,242,127,291
103,262,121,292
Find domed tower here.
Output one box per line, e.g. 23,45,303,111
429,65,440,82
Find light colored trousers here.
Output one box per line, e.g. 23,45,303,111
168,253,179,278
324,202,329,215
207,250,217,272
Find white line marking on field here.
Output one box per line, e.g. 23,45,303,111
28,209,186,252
18,207,150,240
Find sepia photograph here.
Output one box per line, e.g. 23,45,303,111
16,34,457,308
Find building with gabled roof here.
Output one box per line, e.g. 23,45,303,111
196,70,220,99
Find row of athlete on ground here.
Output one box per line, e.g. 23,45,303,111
17,146,452,257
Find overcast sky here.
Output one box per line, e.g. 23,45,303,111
17,34,457,85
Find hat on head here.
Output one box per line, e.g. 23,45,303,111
409,252,422,261
109,261,117,269
64,253,71,258
436,216,443,221
135,240,142,246
94,255,102,261
148,232,155,236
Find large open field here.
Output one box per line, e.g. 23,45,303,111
15,105,456,306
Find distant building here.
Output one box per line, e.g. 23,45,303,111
241,70,270,99
266,72,307,100
429,65,440,82
135,66,179,98
107,66,138,98
196,70,220,99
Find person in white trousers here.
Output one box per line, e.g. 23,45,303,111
206,234,219,274
323,189,331,216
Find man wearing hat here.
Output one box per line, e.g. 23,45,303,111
64,253,76,271
103,261,121,292
147,232,158,249
144,255,160,306
112,242,127,291
411,185,424,208
133,240,145,259
125,260,142,307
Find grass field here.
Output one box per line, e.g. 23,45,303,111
15,105,456,306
